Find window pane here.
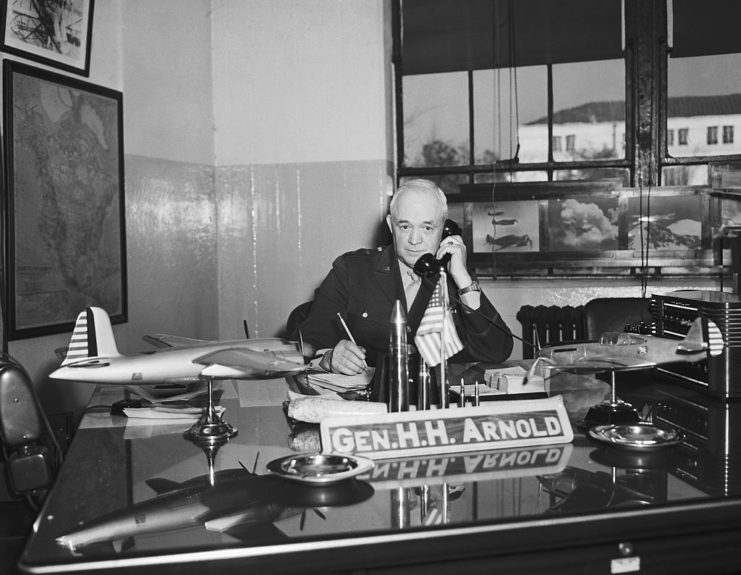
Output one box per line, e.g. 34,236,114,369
473,66,547,164
551,59,626,162
402,72,468,168
474,171,549,184
661,165,709,186
707,126,718,145
668,54,741,157
554,168,629,185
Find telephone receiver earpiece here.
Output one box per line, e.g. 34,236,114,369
413,219,462,277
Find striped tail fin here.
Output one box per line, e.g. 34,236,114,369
61,307,121,366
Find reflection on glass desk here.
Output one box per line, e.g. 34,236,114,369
17,369,741,575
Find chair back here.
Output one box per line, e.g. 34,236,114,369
0,355,58,499
583,297,653,340
285,301,313,339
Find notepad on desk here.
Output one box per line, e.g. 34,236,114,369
484,366,547,395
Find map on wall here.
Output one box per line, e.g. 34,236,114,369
4,61,126,338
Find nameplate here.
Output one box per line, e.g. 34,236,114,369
363,444,573,489
320,396,574,459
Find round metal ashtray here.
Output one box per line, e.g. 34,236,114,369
267,453,374,485
588,423,683,451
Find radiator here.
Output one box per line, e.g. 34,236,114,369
516,305,586,359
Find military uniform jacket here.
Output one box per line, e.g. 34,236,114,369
296,245,514,366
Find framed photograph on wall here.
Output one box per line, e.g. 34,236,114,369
1,0,95,76
2,60,126,339
454,181,718,276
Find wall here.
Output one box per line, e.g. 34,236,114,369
6,0,218,415
211,0,394,339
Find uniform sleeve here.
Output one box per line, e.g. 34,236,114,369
451,289,514,364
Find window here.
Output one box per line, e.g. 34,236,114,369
396,0,626,191
665,0,741,174
667,129,674,146
708,126,718,145
678,129,689,145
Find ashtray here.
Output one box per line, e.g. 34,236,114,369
588,423,683,451
267,453,374,485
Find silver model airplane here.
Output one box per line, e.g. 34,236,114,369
50,307,308,387
532,317,723,376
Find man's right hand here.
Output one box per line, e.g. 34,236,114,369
320,339,367,374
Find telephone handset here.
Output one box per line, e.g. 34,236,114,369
413,219,462,276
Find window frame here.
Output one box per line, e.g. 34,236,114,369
707,126,719,145
723,125,734,144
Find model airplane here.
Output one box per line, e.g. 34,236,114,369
55,463,373,552
532,316,723,376
50,307,308,388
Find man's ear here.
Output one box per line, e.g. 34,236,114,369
386,214,393,234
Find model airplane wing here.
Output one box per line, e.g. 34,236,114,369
195,347,307,379
204,518,290,543
143,334,210,348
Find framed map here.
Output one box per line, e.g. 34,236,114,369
1,0,95,76
2,60,126,339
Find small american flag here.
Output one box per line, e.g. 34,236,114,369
414,277,463,366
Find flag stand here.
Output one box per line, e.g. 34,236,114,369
439,270,449,409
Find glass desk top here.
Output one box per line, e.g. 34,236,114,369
18,367,741,574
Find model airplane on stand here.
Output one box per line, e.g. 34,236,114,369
532,316,723,375
50,307,308,442
528,316,724,427
51,307,307,386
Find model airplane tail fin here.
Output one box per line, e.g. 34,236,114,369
61,307,121,366
676,317,724,357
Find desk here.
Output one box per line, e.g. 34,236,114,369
17,369,741,574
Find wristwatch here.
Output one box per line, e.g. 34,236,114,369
458,280,481,296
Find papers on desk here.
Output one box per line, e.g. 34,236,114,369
484,366,547,395
128,382,209,403
302,368,374,396
122,405,224,421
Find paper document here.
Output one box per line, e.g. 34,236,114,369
303,368,375,394
123,405,224,421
